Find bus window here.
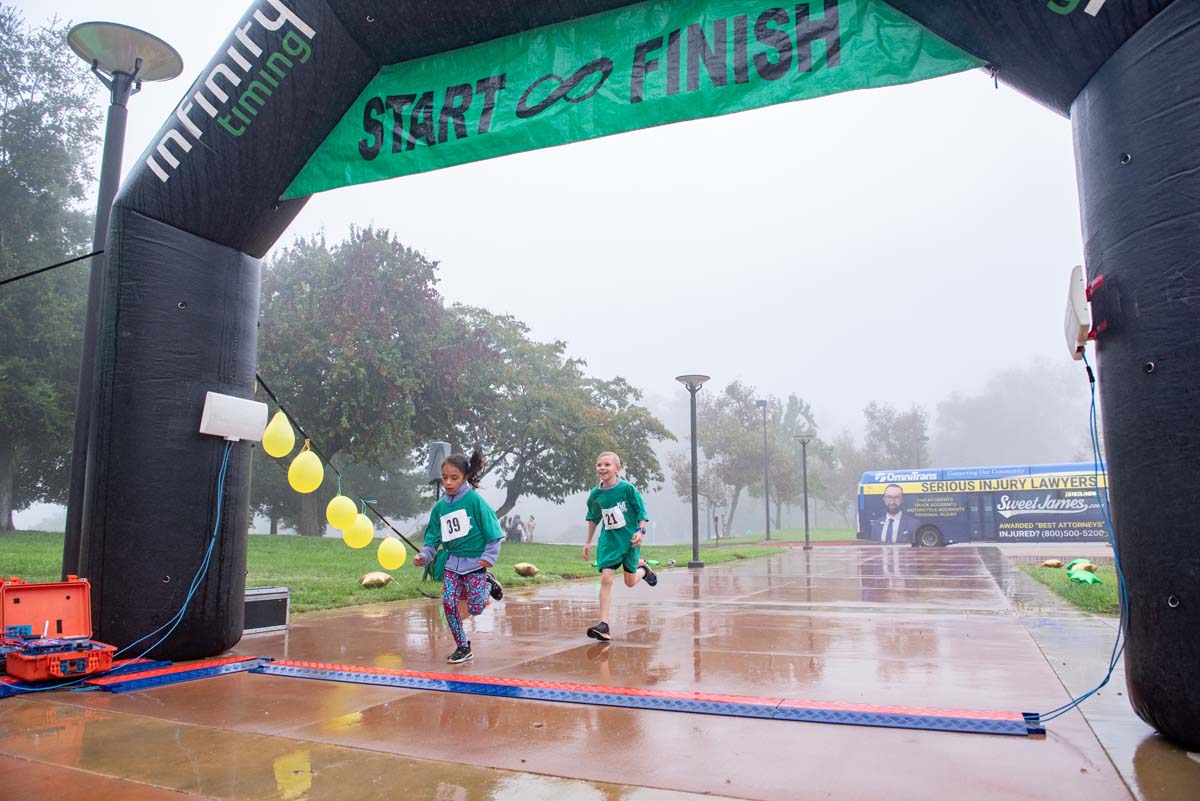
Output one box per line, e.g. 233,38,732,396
980,493,997,538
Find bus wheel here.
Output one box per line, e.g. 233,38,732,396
917,526,943,548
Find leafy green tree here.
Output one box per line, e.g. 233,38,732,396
691,381,769,537
822,431,873,527
256,227,447,535
930,360,1089,467
864,401,930,468
0,7,101,530
447,306,673,516
768,394,829,529
668,453,730,538
668,452,730,508
333,455,426,527
250,441,425,536
820,402,929,531
249,444,296,534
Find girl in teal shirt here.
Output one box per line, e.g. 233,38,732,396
413,449,505,663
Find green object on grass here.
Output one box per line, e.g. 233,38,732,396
1069,569,1103,585
1066,558,1092,570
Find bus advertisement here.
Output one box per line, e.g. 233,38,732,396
857,463,1108,547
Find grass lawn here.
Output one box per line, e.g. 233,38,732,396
1,531,779,614
1018,564,1121,615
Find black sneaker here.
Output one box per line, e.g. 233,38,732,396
640,562,658,587
486,572,503,601
447,644,473,664
586,621,611,641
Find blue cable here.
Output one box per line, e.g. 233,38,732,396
1036,351,1129,723
117,440,234,659
7,441,235,694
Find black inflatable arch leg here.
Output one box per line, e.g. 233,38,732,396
1072,0,1200,750
80,206,259,659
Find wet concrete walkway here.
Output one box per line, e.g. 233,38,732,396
2,546,1198,800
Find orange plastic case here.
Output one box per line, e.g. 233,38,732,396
1,576,115,681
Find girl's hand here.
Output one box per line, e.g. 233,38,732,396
413,553,426,567
478,559,493,569
582,543,591,561
631,531,644,548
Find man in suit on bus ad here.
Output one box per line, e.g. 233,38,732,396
873,484,922,545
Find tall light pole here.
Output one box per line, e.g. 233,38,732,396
795,432,815,551
756,399,770,542
677,375,710,568
61,23,182,576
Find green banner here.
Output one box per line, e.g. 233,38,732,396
283,0,980,199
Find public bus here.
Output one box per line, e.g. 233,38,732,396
857,463,1108,547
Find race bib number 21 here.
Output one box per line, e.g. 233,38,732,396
601,505,626,530
440,509,470,542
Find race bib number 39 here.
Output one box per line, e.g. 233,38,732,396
601,505,627,531
440,509,471,542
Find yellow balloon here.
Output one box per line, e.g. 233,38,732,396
326,495,357,529
342,514,373,549
261,411,295,458
288,449,324,493
378,537,407,570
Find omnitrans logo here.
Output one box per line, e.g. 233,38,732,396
873,470,937,483
996,494,1089,518
146,0,315,183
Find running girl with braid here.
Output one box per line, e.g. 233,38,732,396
412,449,504,664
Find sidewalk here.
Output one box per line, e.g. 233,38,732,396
1,546,1196,800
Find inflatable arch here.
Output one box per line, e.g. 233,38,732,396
63,0,1198,748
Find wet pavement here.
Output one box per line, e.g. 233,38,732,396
2,545,1198,800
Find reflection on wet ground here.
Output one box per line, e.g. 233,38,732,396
1,545,1196,800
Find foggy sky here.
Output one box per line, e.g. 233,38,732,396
12,0,1092,536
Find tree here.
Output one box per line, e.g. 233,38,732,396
690,381,770,537
334,455,426,527
863,401,930,468
743,397,794,531
668,451,731,535
446,306,673,516
823,431,873,527
249,444,295,534
770,394,828,529
250,442,425,536
0,8,101,530
931,360,1090,467
256,227,447,535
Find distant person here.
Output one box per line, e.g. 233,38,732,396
412,449,505,664
526,514,536,543
876,484,920,545
508,513,525,544
582,451,657,641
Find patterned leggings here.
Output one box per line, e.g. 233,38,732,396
443,570,490,647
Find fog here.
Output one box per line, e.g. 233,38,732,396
12,0,1096,541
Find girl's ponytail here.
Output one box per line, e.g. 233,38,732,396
466,448,485,488
445,447,486,488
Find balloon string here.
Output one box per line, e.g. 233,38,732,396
254,372,420,553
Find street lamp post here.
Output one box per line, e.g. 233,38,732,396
676,375,710,568
794,433,815,551
756,399,770,542
61,23,182,576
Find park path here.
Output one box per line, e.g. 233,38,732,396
3,545,1196,800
